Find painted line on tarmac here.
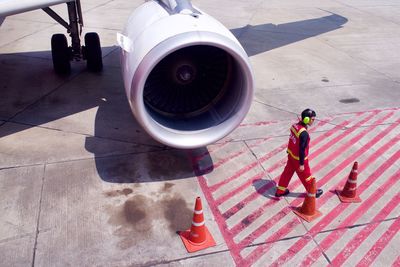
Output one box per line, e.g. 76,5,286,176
297,165,400,266
248,116,400,266
356,207,400,267
273,138,400,267
189,108,400,267
391,251,400,267
331,193,400,266
228,111,390,246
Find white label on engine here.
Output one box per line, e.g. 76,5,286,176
117,32,133,53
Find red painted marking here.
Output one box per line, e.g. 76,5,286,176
338,107,400,115
195,172,247,266
214,171,265,206
267,130,400,266
299,160,400,266
224,111,395,248
392,255,400,267
356,216,400,267
331,192,400,266
245,121,400,265
209,116,337,193
188,109,400,266
203,138,272,173
223,160,286,222
192,141,230,162
311,110,387,169
210,142,289,193
268,154,400,267
266,110,393,201
214,112,364,206
223,113,367,223
199,112,333,167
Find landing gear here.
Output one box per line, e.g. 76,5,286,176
44,0,103,74
51,34,71,74
83,32,103,72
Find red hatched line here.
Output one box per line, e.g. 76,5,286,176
299,158,400,266
355,216,400,267
392,254,400,267
331,192,400,266
244,119,400,265
246,145,399,267
209,115,349,194
194,113,330,163
213,146,286,206
221,111,375,223
227,111,396,263
195,172,244,265
203,137,274,175
214,110,371,210
274,109,388,193
188,109,399,266
338,107,400,115
267,139,400,267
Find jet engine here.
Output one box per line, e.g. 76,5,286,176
120,0,254,149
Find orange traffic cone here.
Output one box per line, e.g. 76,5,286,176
336,162,362,203
179,197,216,253
293,179,322,222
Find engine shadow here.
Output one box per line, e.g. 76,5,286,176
231,13,348,57
0,47,214,182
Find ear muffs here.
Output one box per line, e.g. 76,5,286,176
303,116,310,124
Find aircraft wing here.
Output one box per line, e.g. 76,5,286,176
0,0,73,17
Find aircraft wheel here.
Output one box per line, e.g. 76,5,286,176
51,34,71,74
84,32,103,72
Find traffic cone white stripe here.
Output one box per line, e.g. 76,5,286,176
194,209,203,214
192,220,205,227
348,179,357,184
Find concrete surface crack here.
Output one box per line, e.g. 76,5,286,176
31,163,46,267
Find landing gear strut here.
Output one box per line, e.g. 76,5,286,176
43,0,103,74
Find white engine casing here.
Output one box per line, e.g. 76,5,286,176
120,0,254,149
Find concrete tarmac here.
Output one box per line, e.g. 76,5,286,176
0,0,399,266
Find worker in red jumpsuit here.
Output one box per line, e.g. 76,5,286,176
275,108,323,198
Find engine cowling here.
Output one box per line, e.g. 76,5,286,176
120,0,254,149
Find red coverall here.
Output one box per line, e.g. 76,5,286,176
276,122,315,195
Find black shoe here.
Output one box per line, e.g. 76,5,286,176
275,189,290,197
316,189,323,198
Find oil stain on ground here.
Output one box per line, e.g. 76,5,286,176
105,183,192,250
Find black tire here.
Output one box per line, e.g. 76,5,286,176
84,32,103,72
51,34,71,74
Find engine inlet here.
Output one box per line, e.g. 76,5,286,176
143,45,232,118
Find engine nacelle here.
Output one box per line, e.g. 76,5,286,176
120,0,254,149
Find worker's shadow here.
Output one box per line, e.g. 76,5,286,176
252,179,303,199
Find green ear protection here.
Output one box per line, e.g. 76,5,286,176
303,116,310,124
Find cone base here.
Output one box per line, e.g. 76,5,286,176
336,189,362,203
179,227,216,253
293,206,322,222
